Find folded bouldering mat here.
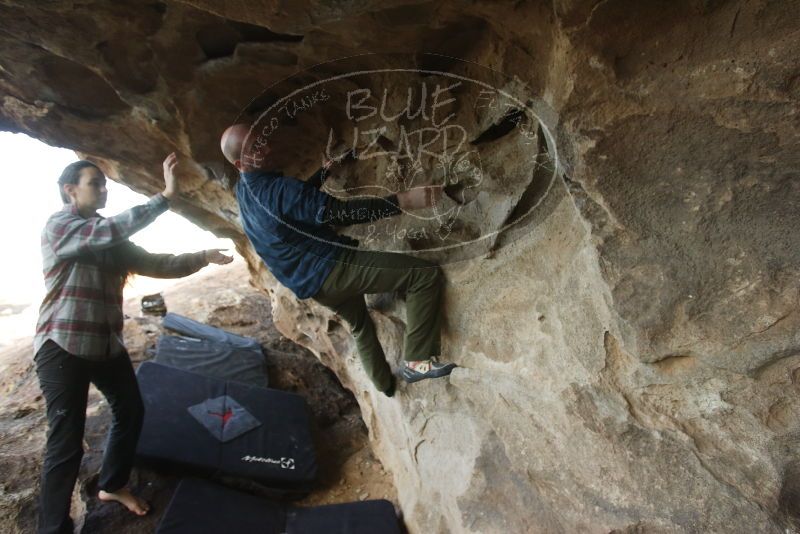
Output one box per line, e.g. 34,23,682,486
136,362,316,493
163,312,261,351
156,479,402,534
155,313,268,387
154,334,268,387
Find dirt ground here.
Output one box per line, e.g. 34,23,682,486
0,260,397,533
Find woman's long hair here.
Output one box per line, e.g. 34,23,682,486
57,160,100,204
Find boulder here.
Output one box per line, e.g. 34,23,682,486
1,1,798,531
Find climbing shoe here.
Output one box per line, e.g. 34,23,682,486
401,357,457,384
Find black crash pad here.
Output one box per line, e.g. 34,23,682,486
156,479,402,534
136,362,316,492
156,479,286,534
286,499,402,534
156,313,267,387
163,312,261,351
154,334,268,387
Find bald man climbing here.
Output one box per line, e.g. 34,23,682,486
220,123,455,396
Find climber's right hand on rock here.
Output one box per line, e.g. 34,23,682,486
162,152,179,200
397,185,443,210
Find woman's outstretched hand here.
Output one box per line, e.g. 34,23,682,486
204,249,234,265
162,152,179,200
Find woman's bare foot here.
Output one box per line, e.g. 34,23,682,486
98,488,150,516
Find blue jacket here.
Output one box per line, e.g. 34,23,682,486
236,170,346,299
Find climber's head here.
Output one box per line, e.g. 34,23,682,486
58,160,107,215
220,123,271,173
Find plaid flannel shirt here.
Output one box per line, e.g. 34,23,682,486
34,194,209,361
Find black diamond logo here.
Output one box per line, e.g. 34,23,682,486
187,395,261,442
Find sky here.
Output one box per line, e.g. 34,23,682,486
0,131,236,346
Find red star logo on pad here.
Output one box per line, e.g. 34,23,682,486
208,408,234,426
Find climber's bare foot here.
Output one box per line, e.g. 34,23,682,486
98,488,150,516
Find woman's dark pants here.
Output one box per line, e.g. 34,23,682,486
35,341,144,534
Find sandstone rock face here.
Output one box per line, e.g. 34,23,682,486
2,1,799,532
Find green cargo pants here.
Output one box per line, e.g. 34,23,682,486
312,248,443,392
